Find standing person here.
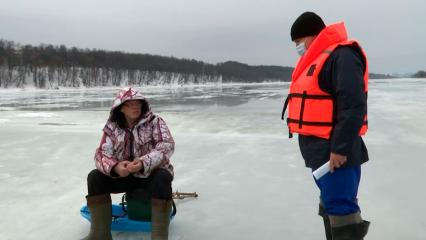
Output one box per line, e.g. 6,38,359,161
282,12,370,239
82,87,175,240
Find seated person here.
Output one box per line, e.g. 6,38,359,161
83,87,175,240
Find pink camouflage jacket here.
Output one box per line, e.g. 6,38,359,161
94,87,174,178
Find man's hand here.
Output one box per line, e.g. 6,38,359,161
127,160,143,173
113,161,131,177
329,152,347,173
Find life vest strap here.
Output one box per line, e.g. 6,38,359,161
287,119,368,127
299,91,307,128
288,93,333,100
281,93,337,138
281,93,333,120
287,118,334,127
281,95,290,120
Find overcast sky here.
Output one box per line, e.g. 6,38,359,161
0,0,425,74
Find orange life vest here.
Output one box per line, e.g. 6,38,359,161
282,22,368,139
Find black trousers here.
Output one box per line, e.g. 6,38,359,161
87,168,173,200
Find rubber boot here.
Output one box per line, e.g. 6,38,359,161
151,198,171,240
318,204,332,240
330,212,370,240
81,194,113,240
331,220,370,240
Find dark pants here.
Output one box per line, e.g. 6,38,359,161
87,168,173,200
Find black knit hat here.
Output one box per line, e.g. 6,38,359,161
291,12,326,41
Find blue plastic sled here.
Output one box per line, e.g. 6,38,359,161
80,203,176,232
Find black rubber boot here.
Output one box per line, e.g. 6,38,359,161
331,220,370,240
81,194,113,240
318,204,332,240
151,198,171,240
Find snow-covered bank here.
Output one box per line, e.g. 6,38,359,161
0,65,288,90
0,65,225,89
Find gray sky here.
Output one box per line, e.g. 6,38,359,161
0,0,425,74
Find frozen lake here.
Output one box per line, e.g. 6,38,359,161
0,79,425,239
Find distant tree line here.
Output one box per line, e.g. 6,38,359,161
0,39,293,88
412,71,426,78
2,39,417,89
369,71,426,79
368,73,395,79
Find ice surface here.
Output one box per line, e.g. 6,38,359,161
0,79,425,239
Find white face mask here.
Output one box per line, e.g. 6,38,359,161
296,42,306,56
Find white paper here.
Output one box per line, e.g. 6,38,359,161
313,161,330,180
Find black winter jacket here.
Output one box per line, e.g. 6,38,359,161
298,45,369,170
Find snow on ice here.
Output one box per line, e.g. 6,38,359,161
0,79,425,239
